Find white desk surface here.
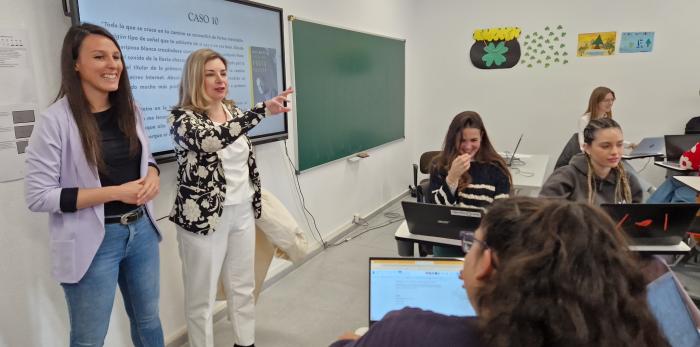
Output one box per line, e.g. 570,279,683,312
654,161,692,172
395,220,690,254
394,220,460,247
674,176,700,192
506,154,550,190
629,243,690,253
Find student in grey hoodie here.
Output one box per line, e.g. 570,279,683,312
540,118,642,204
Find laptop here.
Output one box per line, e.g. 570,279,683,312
600,203,700,246
503,134,524,167
646,272,700,347
401,201,482,240
368,257,476,325
657,134,700,170
623,137,664,159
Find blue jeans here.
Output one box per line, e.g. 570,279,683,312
61,213,163,347
647,178,697,203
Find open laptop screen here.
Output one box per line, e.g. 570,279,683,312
369,258,476,325
665,134,700,161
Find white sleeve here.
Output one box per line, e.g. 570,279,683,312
577,114,589,149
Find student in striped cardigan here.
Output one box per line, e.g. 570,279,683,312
428,111,512,256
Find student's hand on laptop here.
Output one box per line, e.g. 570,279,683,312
337,332,361,341
447,153,472,185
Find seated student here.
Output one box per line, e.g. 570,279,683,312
540,118,643,204
577,86,634,150
427,111,511,256
331,197,670,347
647,141,700,203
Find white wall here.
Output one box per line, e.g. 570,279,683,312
3,0,700,345
0,0,415,345
408,0,700,186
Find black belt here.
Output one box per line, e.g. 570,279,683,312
105,207,145,225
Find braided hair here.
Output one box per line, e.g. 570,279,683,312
582,118,632,204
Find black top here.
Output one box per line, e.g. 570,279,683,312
58,107,145,216
330,308,481,347
95,107,141,216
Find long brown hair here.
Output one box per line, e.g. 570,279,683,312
475,197,670,347
431,111,511,190
585,86,615,120
56,23,139,173
582,118,632,203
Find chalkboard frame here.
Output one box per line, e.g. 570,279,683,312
290,17,406,173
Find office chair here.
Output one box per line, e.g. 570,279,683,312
554,133,581,170
410,151,440,203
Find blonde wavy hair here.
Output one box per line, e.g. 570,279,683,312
177,48,234,112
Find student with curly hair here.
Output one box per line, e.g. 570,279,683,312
331,197,670,347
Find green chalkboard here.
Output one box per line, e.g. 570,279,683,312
291,19,405,172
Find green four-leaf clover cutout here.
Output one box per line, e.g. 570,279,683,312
482,42,509,67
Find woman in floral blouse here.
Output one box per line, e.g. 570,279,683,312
168,48,292,347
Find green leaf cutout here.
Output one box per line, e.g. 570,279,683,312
482,42,509,67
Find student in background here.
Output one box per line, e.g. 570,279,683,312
578,86,634,150
428,111,511,256
331,197,670,347
578,86,615,148
540,118,643,204
24,24,163,346
647,141,700,203
168,48,292,347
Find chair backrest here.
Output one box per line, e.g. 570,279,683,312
554,133,581,170
419,151,441,174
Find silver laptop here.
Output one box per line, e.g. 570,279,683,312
623,137,664,159
368,257,476,325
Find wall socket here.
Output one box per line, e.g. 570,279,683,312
353,213,361,224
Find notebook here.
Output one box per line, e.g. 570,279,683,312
369,257,476,325
401,201,482,240
600,203,700,246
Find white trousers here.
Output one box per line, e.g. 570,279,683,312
177,202,256,347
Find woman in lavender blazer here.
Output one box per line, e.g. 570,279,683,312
24,24,163,347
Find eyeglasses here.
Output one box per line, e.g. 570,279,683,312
460,230,489,254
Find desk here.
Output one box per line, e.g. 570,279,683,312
654,161,692,172
675,176,700,191
395,220,458,256
395,220,690,256
505,154,550,195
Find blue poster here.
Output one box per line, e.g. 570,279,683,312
620,32,654,53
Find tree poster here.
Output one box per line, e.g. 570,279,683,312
577,31,616,57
